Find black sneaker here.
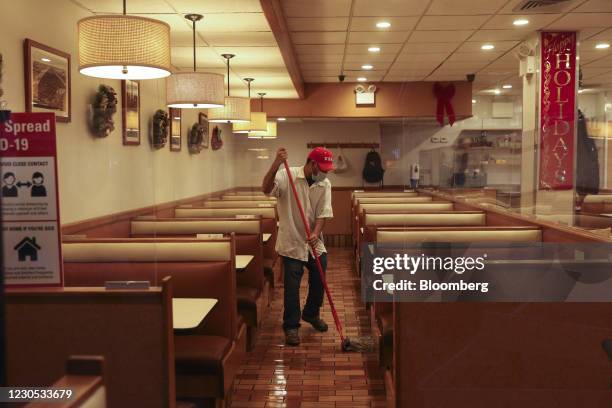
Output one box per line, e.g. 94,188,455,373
302,315,328,332
284,328,300,346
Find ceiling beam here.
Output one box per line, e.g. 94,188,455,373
260,0,305,99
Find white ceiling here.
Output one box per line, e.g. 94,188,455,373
283,0,612,95
70,0,612,99
70,0,299,98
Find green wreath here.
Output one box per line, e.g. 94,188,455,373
188,122,206,153
91,85,117,138
152,109,169,149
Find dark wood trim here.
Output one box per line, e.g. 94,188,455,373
307,142,380,149
234,185,410,192
424,190,612,243
23,38,71,123
259,0,305,99
61,188,234,235
121,79,141,145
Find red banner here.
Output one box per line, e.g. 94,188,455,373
539,31,577,190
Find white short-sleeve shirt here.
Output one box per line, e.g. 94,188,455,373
269,166,333,261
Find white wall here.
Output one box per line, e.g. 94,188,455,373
233,120,382,187
0,0,238,224
380,95,523,187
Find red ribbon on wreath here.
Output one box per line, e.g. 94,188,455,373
433,82,456,127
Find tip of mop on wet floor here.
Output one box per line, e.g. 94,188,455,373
342,336,375,352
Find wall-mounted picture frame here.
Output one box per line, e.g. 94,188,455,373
121,79,140,145
24,38,71,123
199,112,209,149
169,107,181,152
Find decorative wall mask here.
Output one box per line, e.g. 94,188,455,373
91,84,117,137
152,109,169,149
211,125,223,150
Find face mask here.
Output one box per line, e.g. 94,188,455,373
312,165,327,182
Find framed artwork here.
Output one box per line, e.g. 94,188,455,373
24,39,71,123
199,112,209,149
121,80,140,145
169,107,181,152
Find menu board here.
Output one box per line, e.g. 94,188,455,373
1,112,63,286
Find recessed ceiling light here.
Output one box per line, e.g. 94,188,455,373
277,117,286,121
361,64,373,70
376,21,391,29
368,46,381,53
41,57,51,62
472,99,477,104
502,84,512,89
513,19,529,26
357,77,367,82
494,89,501,95
595,42,610,49
481,44,495,50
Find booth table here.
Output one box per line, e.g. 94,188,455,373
173,298,218,330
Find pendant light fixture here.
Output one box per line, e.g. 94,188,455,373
78,0,171,79
233,84,267,133
208,54,250,123
248,121,277,139
166,14,224,108
248,93,277,138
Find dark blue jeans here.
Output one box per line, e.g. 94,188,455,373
282,253,327,330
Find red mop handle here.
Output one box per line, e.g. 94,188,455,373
282,160,345,341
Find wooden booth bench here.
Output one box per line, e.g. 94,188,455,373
353,202,455,251
130,217,268,349
61,238,244,406
220,194,276,201
6,278,175,408
369,190,612,407
175,206,280,286
202,200,276,209
581,194,612,214
25,356,107,408
356,211,486,270
367,226,543,377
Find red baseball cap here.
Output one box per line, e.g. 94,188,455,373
308,147,335,172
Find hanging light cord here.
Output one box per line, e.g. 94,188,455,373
226,58,230,96
192,19,196,72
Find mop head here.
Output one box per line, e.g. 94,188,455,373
341,336,376,353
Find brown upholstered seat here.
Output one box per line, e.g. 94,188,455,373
263,258,277,288
174,335,231,375
237,286,260,310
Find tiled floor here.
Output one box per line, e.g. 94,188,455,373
229,248,387,408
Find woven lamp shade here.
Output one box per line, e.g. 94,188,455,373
232,112,268,133
167,72,225,108
78,15,171,80
248,121,277,139
208,96,251,123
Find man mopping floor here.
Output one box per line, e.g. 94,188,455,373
262,146,334,346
